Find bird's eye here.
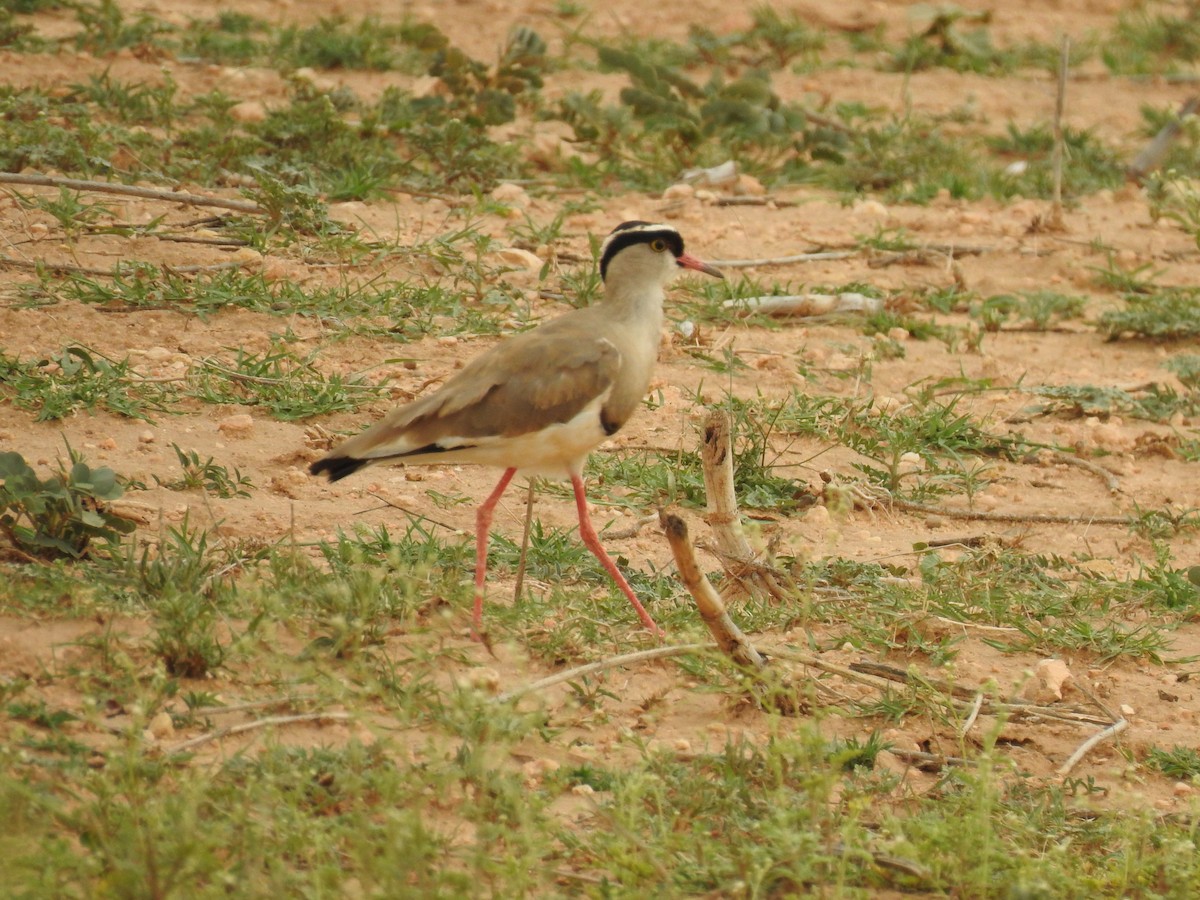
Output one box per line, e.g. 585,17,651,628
649,238,667,252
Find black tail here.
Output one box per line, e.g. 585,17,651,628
310,455,369,482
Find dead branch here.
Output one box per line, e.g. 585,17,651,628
700,412,790,603
708,251,856,268
867,248,975,268
602,513,659,541
513,480,535,603
961,692,985,738
1057,719,1129,777
0,254,248,278
1050,451,1121,494
184,695,315,716
494,644,711,704
0,172,264,214
167,712,352,756
710,196,798,208
890,496,1134,527
844,658,1112,727
1046,35,1070,231
722,292,883,318
659,511,769,670
886,747,975,771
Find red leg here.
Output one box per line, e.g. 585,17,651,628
571,474,663,636
473,468,517,638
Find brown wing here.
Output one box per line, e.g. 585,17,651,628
329,325,623,461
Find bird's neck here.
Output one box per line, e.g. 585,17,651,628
601,281,667,330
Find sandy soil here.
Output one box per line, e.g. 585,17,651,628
3,0,1200,817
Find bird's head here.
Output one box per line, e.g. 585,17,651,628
598,221,723,290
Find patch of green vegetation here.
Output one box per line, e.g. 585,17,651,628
1100,289,1200,340
969,291,1087,332
0,346,176,423
146,587,228,677
154,444,254,499
72,0,173,56
888,5,1007,73
1165,353,1200,390
176,11,268,65
1019,382,1200,424
276,16,405,70
1147,745,1200,779
562,43,804,178
1130,544,1200,613
0,7,49,51
1103,7,1200,75
988,123,1125,199
688,6,826,69
190,346,389,421
801,107,990,202
0,446,134,560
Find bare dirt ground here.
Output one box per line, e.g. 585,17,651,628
3,0,1200,821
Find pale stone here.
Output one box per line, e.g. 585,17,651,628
1035,658,1073,700
217,414,254,437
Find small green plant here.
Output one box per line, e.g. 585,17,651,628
191,347,388,420
1130,544,1200,612
72,0,173,55
1165,354,1200,390
275,16,403,70
828,731,891,771
1103,8,1200,75
889,6,1006,73
147,589,227,678
0,345,175,422
1021,382,1200,423
1147,745,1200,779
0,447,135,559
1100,290,1200,340
154,444,253,499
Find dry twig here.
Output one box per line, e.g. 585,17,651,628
708,250,856,268
659,511,769,671
0,172,264,213
168,712,352,756
1050,451,1121,494
1057,719,1129,777
1046,35,1070,231
494,644,710,704
722,292,883,318
0,254,247,278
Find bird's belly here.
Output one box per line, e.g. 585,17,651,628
483,401,610,479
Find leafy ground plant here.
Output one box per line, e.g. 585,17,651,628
0,447,134,559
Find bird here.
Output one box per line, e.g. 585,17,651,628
309,221,723,638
